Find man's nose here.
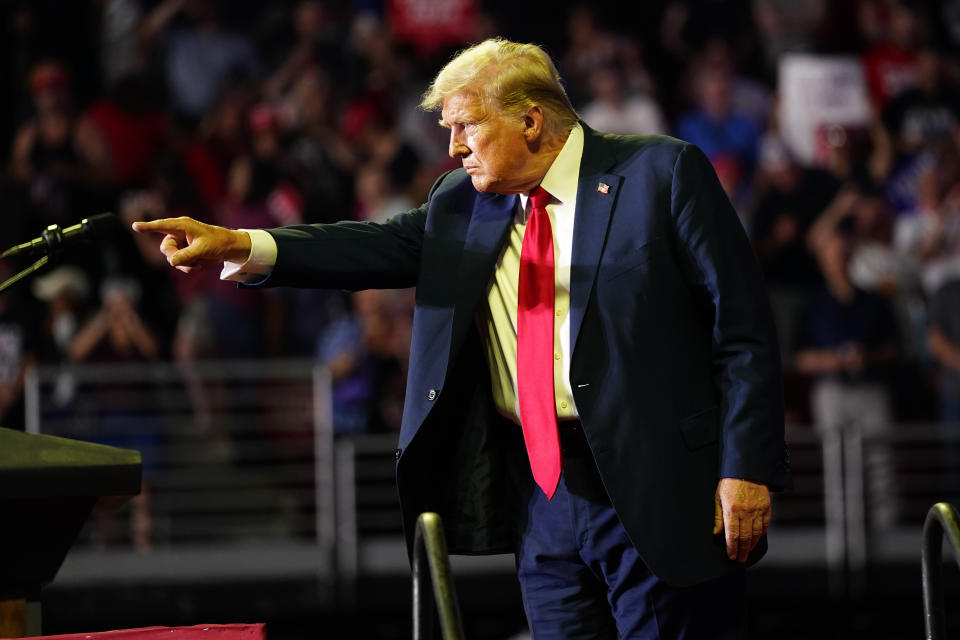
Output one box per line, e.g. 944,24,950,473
448,133,468,158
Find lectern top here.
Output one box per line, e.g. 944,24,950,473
0,427,141,500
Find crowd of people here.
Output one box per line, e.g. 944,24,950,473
0,0,959,450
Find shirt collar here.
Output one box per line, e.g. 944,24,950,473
518,123,584,213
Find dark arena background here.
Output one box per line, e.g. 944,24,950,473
1,0,960,638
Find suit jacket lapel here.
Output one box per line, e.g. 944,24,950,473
398,188,514,449
570,129,621,355
451,192,517,352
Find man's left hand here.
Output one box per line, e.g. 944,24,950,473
712,478,770,562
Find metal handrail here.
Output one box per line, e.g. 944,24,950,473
412,512,465,640
922,502,960,639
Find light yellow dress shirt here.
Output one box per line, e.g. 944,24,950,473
478,124,583,423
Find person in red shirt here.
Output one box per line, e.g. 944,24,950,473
861,0,923,110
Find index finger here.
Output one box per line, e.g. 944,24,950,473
131,218,190,235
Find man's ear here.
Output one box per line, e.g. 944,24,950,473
522,105,545,141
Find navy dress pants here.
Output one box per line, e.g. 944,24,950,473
513,423,747,639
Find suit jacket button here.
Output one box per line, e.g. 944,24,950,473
395,448,402,460
427,389,437,401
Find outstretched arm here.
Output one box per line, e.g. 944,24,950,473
133,207,429,291
133,170,454,289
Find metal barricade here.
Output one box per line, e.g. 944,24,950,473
21,355,960,602
23,359,334,585
816,423,960,594
334,433,404,591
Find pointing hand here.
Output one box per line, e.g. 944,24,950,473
132,217,251,273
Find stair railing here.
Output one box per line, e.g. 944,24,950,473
922,502,960,639
412,512,465,640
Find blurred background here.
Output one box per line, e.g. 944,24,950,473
1,0,960,638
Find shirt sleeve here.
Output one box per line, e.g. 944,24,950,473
220,229,278,283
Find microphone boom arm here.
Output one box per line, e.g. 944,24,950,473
0,213,116,260
0,212,116,295
0,255,50,295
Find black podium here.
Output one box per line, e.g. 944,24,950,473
0,427,141,638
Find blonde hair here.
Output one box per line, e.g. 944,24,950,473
420,38,579,141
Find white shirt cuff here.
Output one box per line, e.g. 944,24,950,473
220,229,278,283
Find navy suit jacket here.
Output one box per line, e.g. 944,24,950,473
261,127,791,587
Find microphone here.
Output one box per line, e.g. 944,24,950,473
1,213,118,260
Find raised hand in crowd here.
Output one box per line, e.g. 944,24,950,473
69,279,158,362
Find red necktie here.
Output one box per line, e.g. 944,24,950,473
517,186,561,499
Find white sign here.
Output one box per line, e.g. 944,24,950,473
778,54,870,167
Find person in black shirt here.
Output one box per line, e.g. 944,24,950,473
882,48,960,156
795,228,901,529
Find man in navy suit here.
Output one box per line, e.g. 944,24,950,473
136,38,789,639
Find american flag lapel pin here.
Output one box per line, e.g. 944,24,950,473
597,182,610,194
